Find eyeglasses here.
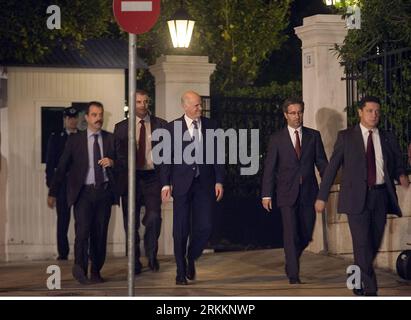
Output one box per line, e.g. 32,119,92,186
287,111,304,116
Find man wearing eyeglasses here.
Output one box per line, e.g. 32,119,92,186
261,97,328,284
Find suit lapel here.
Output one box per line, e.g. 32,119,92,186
353,124,366,154
301,127,312,158
378,129,390,174
283,127,299,160
81,130,89,166
180,115,191,148
102,130,109,157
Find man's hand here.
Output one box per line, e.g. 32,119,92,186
215,183,224,202
47,196,56,209
399,174,410,189
161,186,172,202
315,199,326,213
262,198,272,212
98,157,114,168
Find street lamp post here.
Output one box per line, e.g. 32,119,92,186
324,0,361,30
167,2,195,48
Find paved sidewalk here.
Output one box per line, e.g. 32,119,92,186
0,249,410,297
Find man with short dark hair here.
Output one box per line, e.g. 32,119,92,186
48,101,119,284
45,106,79,260
114,90,167,274
261,97,328,284
315,96,409,296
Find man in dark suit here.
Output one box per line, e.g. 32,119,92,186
161,90,225,285
315,96,409,296
261,98,328,284
114,89,167,274
47,101,119,285
45,106,79,260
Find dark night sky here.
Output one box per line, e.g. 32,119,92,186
256,0,331,85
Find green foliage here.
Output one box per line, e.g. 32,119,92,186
223,81,301,99
2,0,294,98
137,0,293,94
336,0,411,153
0,0,115,63
335,0,411,67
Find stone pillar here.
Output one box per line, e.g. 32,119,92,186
295,15,348,254
295,14,348,157
149,55,216,255
149,55,216,122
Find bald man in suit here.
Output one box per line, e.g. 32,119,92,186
161,91,225,285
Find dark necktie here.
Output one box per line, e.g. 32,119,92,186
137,119,146,169
192,120,200,177
366,130,376,187
93,134,104,186
295,130,302,159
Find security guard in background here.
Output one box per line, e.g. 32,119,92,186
45,106,79,260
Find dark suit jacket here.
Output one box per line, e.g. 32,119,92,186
49,130,119,207
317,124,405,216
261,126,328,208
45,131,69,188
113,115,168,196
160,115,225,196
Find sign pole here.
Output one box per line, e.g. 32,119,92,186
127,32,137,297
113,0,161,298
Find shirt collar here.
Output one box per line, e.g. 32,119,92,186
87,128,101,138
65,129,77,135
137,114,150,123
359,123,379,135
288,125,302,135
184,114,201,128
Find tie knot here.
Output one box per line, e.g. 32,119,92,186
295,130,298,134
93,133,99,140
369,130,373,135
140,119,145,125
193,120,198,129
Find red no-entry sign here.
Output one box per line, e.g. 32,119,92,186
113,0,160,34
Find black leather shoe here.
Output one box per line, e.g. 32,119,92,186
90,272,105,284
72,265,90,285
135,260,142,275
57,256,68,261
176,275,188,285
364,291,378,296
148,257,160,272
353,288,364,296
289,277,302,284
186,259,196,280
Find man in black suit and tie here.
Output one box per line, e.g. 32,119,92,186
161,90,225,285
261,98,328,284
315,96,409,296
47,101,118,285
114,89,167,274
45,106,79,260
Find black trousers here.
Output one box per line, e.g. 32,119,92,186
280,193,316,280
56,182,71,258
121,170,162,260
173,178,214,277
73,184,112,274
347,188,388,294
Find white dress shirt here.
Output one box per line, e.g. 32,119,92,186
184,114,202,142
359,123,385,185
287,125,302,149
136,114,154,170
